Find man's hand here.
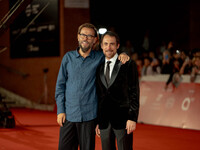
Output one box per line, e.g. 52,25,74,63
118,53,130,64
57,113,66,127
126,120,136,134
95,124,101,137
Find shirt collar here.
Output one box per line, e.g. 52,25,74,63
75,47,80,57
105,53,118,64
75,47,95,59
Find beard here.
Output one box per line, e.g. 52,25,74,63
79,41,91,53
104,50,115,59
80,45,90,53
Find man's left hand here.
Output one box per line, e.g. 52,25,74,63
118,53,130,64
126,120,136,134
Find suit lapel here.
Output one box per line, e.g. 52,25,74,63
99,63,108,88
99,60,122,89
108,60,122,88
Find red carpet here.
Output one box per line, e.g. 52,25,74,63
0,108,200,150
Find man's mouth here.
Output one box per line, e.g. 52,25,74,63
106,50,113,53
81,41,89,45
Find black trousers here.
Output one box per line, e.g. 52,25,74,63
58,119,96,150
100,123,133,150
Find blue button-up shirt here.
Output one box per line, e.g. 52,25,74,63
55,48,104,122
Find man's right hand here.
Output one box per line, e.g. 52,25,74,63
95,124,101,137
57,113,66,127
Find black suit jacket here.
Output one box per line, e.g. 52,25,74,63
96,59,140,130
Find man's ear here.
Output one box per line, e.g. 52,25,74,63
94,37,98,44
117,44,120,49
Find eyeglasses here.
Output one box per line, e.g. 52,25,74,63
79,33,95,40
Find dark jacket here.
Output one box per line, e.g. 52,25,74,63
96,59,140,129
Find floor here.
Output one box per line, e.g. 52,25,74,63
0,108,200,150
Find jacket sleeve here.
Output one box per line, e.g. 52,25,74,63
127,60,140,122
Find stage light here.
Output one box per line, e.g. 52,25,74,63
98,28,107,34
176,49,180,54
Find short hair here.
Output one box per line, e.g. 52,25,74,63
77,23,98,37
101,31,120,45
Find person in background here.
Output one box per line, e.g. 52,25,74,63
164,48,182,90
131,52,143,79
190,55,200,82
135,57,143,80
95,31,140,150
161,49,173,74
55,23,129,150
179,49,192,75
149,51,161,75
141,56,153,76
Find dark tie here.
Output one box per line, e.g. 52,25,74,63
105,61,111,85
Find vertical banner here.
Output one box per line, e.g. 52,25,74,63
138,75,200,130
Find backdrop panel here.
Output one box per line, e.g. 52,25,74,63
138,75,200,130
10,0,59,58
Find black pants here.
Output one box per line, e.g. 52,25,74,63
58,119,96,150
100,123,133,150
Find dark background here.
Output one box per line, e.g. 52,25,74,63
90,0,190,51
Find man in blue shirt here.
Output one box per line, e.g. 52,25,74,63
55,23,129,150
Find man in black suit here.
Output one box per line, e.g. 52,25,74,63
95,31,140,150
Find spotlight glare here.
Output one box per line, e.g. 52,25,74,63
98,28,107,34
176,50,180,54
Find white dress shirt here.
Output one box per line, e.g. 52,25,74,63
104,53,118,78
